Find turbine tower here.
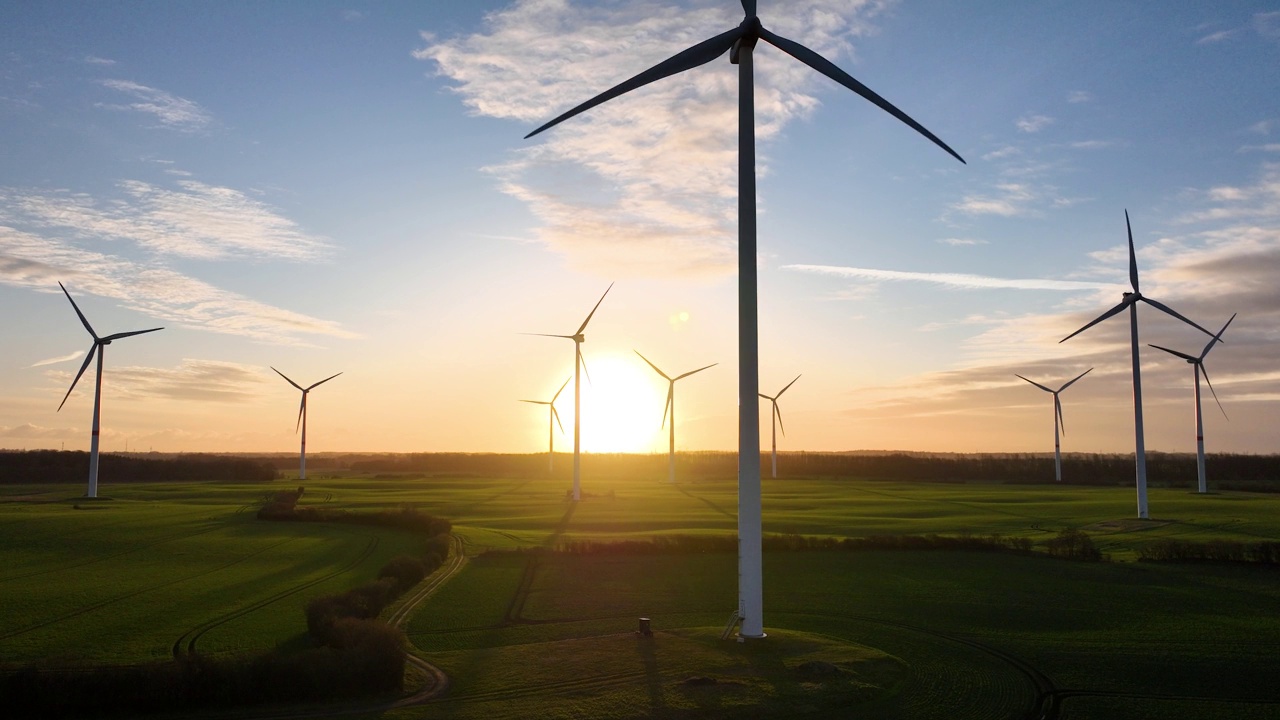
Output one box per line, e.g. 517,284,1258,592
272,368,341,481
525,0,963,640
521,376,571,475
1014,368,1092,483
635,351,716,484
56,282,163,498
1150,313,1235,494
1060,211,1213,519
758,375,799,479
527,284,612,501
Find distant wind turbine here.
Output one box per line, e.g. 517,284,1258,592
635,351,716,484
525,0,963,640
1014,368,1092,483
1060,211,1214,519
272,368,341,481
758,374,800,479
526,283,612,502
521,376,571,475
56,282,163,498
1150,313,1235,494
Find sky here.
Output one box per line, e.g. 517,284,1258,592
1,0,1278,458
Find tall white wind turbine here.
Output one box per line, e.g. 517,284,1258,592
521,376,571,475
272,368,341,481
1014,368,1092,483
1150,313,1235,494
527,283,613,502
758,375,799,479
525,0,963,640
1060,211,1213,519
635,351,716,484
56,282,163,498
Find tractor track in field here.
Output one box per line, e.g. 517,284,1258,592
173,535,380,657
1049,688,1280,712
0,536,301,643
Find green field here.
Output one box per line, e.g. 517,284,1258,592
2,472,1279,718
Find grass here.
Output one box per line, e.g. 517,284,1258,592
3,470,1280,718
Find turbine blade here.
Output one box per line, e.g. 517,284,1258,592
758,393,772,400
741,0,756,17
1201,365,1228,420
272,367,305,391
306,371,343,391
777,373,801,397
102,327,163,342
1058,367,1093,392
661,386,673,430
1056,396,1066,436
1060,298,1132,343
1126,210,1139,293
576,282,614,336
1149,343,1196,362
635,349,671,380
522,333,576,339
1139,297,1214,337
758,27,965,165
579,345,592,386
296,394,306,433
552,406,565,433
59,282,99,340
1199,313,1236,360
775,403,787,437
525,29,742,139
57,343,98,411
675,363,718,381
1014,374,1053,393
520,399,550,405
552,376,571,403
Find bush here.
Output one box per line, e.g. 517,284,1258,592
1044,528,1102,561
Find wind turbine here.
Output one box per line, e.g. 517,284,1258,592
525,0,963,640
758,375,799,479
272,368,341,481
1060,211,1214,519
526,283,613,502
1014,368,1092,483
521,376,571,475
1150,313,1235,494
56,282,163,499
635,351,716,484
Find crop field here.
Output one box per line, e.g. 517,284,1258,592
3,469,1280,719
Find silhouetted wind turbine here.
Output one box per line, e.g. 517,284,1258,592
272,368,341,481
635,351,716,484
527,283,613,501
526,0,963,640
1060,211,1213,519
56,282,163,498
1015,368,1092,483
1150,313,1235,494
758,374,799,479
522,376,571,476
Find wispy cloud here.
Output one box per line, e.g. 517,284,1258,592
937,237,988,246
0,423,77,440
1195,29,1237,45
1015,114,1053,133
48,359,271,404
949,183,1037,217
1066,90,1093,104
1070,140,1115,150
84,56,116,66
0,226,353,343
97,79,211,132
28,350,83,368
417,0,901,276
1254,11,1280,40
782,263,1113,291
1238,143,1280,154
0,180,331,261
1249,120,1273,135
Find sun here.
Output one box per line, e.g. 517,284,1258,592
562,353,666,453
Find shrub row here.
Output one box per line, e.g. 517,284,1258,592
0,450,278,484
1043,528,1103,561
1138,539,1280,565
554,532,1035,555
305,550,441,647
0,619,405,719
257,499,452,538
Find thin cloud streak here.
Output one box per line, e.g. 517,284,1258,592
28,350,83,368
783,263,1113,291
97,79,212,132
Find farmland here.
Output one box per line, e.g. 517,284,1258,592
2,464,1280,718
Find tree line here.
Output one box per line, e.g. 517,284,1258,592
0,450,277,484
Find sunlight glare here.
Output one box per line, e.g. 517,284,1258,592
562,353,665,453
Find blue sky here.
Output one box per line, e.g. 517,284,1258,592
1,0,1277,457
